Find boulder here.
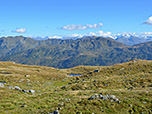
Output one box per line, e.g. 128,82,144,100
108,95,116,99
15,86,21,90
22,89,26,93
88,95,95,100
29,89,35,94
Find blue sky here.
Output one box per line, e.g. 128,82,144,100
0,0,152,37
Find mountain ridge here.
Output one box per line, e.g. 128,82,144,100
0,36,152,68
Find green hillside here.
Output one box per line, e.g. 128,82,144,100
0,59,151,114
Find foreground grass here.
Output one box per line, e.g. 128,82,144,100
0,59,152,114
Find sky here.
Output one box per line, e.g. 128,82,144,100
0,0,152,38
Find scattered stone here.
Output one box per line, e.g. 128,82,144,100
26,83,32,86
15,86,21,90
118,101,121,103
108,95,116,99
102,95,108,100
58,102,64,106
94,80,97,82
94,70,99,73
129,110,132,114
21,105,27,108
120,68,125,71
49,110,59,114
26,79,30,82
129,104,132,107
56,107,62,110
128,87,133,90
133,60,137,63
114,98,119,102
19,79,24,82
62,79,65,82
148,85,152,87
8,86,14,89
0,83,5,87
76,77,79,80
99,94,103,98
104,84,109,86
22,89,26,93
25,75,30,77
65,98,70,101
61,86,66,89
88,95,96,100
29,89,35,94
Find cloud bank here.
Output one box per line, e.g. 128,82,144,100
60,23,103,31
144,16,152,25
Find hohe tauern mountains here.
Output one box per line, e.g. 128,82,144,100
0,36,151,68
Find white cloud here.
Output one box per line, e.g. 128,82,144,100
15,28,26,33
60,23,103,31
144,16,152,25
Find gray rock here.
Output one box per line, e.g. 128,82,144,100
19,79,24,82
61,86,66,89
114,98,119,102
58,102,64,106
99,94,103,98
50,110,59,114
101,95,108,100
128,87,133,90
143,102,147,104
29,89,35,94
0,83,5,87
15,86,21,90
22,89,26,93
26,83,32,86
26,79,30,82
21,105,27,108
94,80,97,82
120,68,125,71
88,95,95,100
129,104,132,107
118,101,121,103
8,86,14,89
65,98,70,101
104,84,109,86
56,107,62,110
94,70,99,72
25,75,30,77
108,95,116,99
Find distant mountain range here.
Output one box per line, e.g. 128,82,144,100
32,32,152,46
0,36,152,68
114,33,152,45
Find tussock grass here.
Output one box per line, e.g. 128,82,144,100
0,59,152,114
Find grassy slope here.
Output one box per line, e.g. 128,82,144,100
0,59,152,114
